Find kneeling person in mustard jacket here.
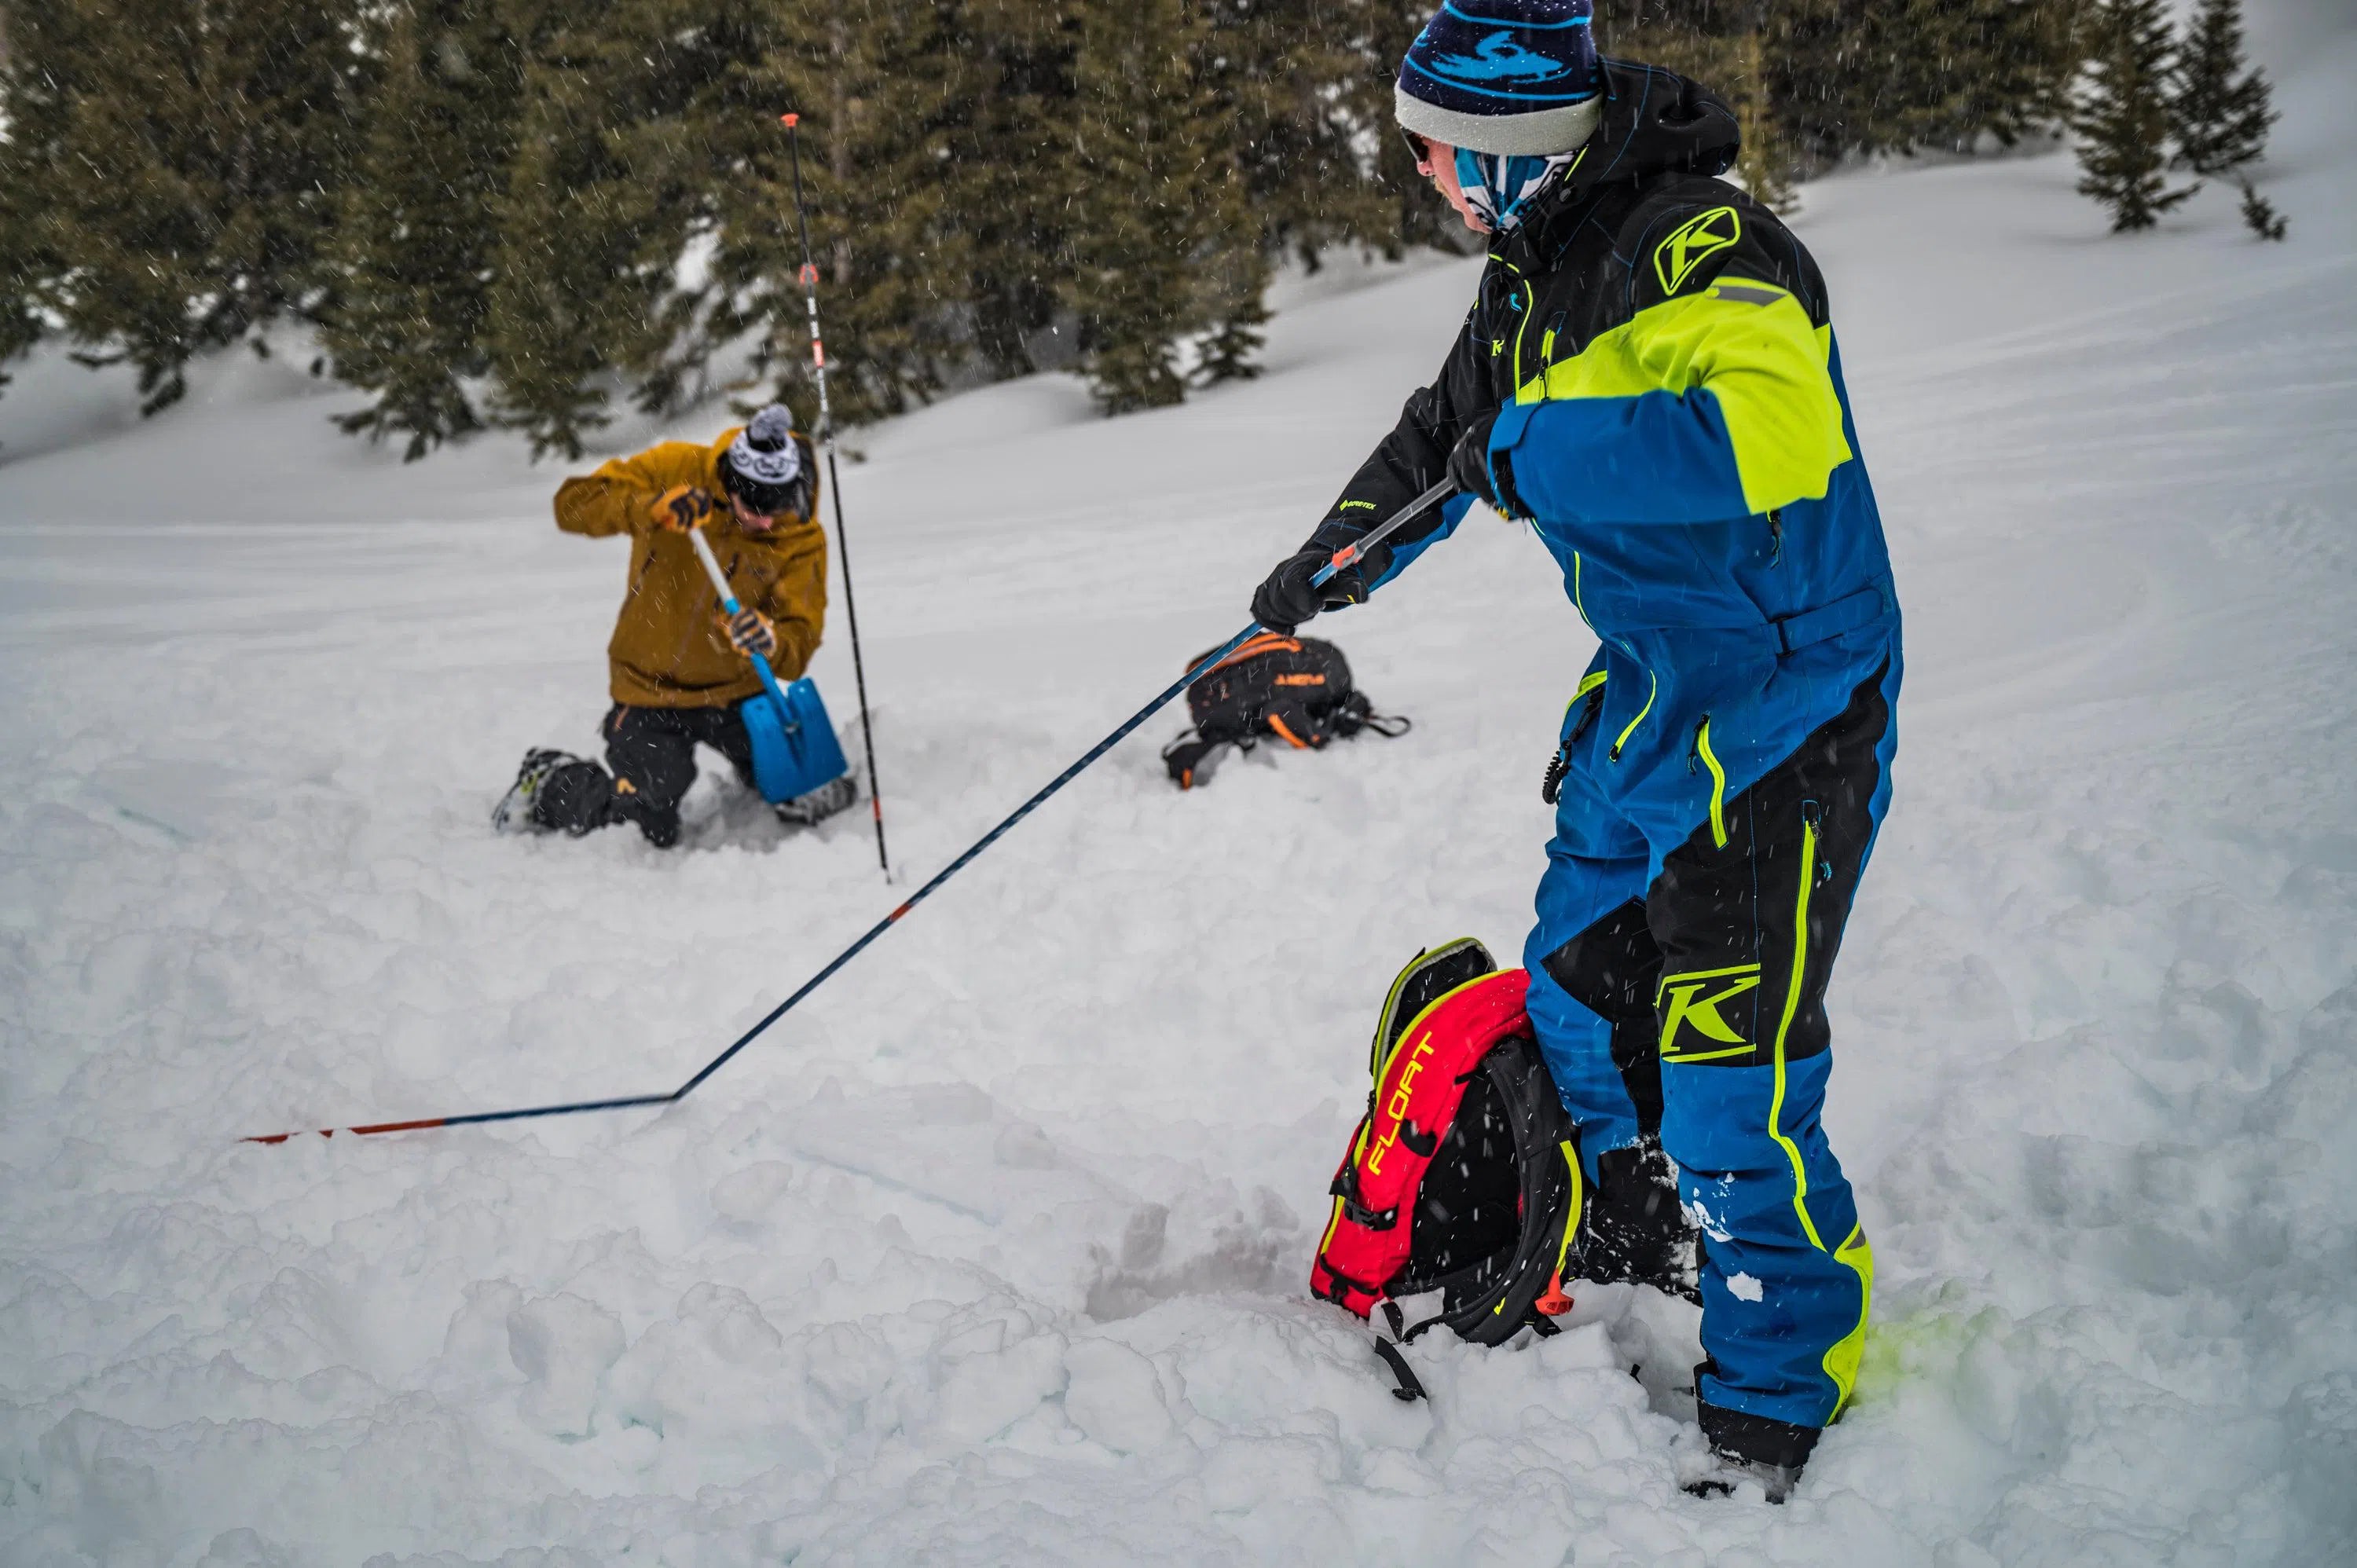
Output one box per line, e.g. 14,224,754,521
499,405,851,847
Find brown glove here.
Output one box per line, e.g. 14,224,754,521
649,485,715,533
720,606,778,659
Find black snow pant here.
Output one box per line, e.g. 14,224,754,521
536,702,754,848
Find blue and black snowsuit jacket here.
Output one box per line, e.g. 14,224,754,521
1321,59,1900,848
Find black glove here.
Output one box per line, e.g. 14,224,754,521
1252,533,1395,634
1446,409,1523,518
722,606,779,658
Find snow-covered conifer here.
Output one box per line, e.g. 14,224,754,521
11,0,370,414
2171,0,2286,240
1062,0,1230,413
323,0,530,460
711,0,970,427
2072,0,2197,232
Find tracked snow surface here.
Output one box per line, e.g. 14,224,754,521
5,16,2355,1567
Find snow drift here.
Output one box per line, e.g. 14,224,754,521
3,9,2354,1562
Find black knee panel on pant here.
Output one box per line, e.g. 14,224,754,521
1539,897,1667,1134
1648,661,1892,1069
603,705,719,847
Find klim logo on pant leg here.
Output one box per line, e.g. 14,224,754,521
1656,963,1761,1062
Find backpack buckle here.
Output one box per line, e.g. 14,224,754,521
1329,1164,1399,1230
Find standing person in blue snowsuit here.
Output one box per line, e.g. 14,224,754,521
1254,0,1899,1499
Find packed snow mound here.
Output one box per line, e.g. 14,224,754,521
4,14,2355,1565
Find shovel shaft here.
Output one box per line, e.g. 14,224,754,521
688,526,789,709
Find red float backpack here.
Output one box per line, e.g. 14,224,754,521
1311,940,1582,1395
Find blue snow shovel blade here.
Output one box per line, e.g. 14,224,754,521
742,677,851,805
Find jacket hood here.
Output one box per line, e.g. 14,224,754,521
1552,59,1739,207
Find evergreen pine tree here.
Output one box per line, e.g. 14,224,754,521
2171,0,2271,174
1062,0,1228,413
1194,0,1390,383
1729,28,1795,211
938,0,1085,382
24,0,369,414
0,16,60,417
2170,0,2284,240
1796,0,2087,159
1354,0,1480,256
2070,0,2195,232
478,0,741,458
705,0,970,430
1600,0,2088,185
1194,242,1271,387
2236,181,2286,242
0,157,50,419
322,0,530,459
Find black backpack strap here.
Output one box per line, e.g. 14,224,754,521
1321,691,1413,742
1160,731,1228,790
1372,1338,1427,1401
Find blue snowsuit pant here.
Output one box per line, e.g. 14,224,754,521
1520,624,1899,1435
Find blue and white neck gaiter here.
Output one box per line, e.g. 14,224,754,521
1455,147,1582,233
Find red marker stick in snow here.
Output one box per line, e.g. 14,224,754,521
238,493,1455,1145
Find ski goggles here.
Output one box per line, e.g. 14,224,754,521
1398,130,1574,233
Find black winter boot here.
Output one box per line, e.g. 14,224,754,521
495,749,592,834
1687,1382,1821,1503
521,751,616,837
1579,1138,1699,1301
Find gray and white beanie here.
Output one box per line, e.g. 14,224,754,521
724,404,806,513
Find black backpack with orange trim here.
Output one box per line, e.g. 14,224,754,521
1161,633,1409,789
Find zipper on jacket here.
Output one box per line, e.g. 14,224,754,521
1571,553,1657,763
1545,672,1610,804
1607,666,1656,762
1767,508,1785,566
1505,259,1535,389
1689,717,1729,848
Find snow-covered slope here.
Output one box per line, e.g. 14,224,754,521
5,18,2355,1564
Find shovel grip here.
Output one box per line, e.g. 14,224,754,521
687,524,790,707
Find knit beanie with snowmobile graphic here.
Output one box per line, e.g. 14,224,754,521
1395,0,1604,157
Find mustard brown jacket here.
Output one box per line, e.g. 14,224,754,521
554,428,827,708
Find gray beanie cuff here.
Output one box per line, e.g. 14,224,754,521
1395,89,1601,157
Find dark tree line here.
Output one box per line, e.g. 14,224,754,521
2071,0,2283,236
5,0,2248,460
